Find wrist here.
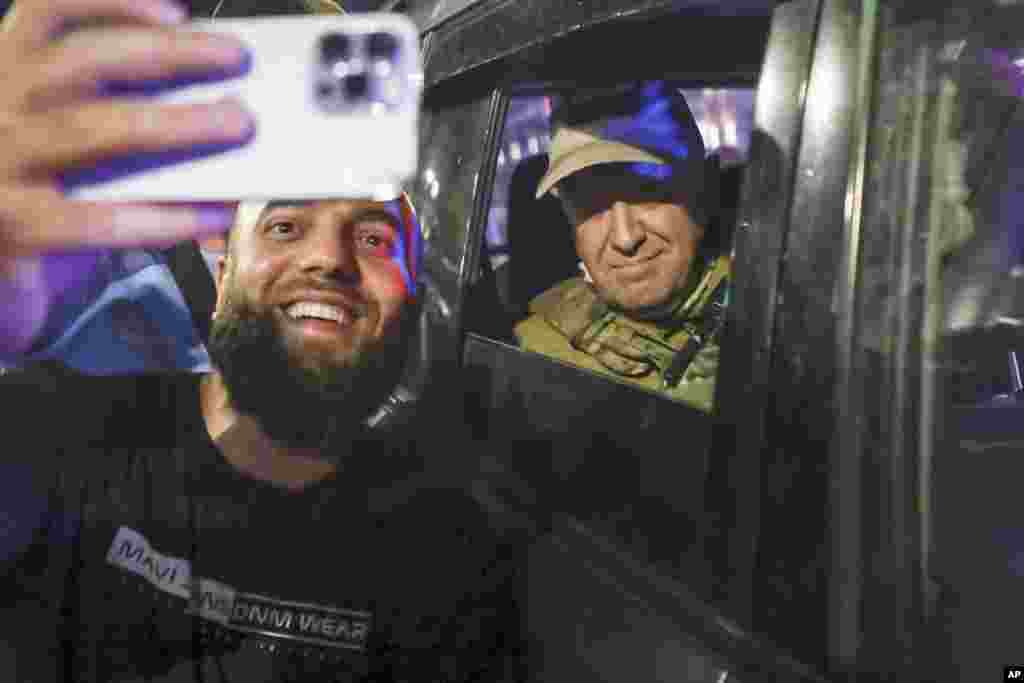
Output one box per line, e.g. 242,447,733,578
0,255,51,357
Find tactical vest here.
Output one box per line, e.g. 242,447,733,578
514,255,730,413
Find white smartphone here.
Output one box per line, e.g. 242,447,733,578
66,13,423,202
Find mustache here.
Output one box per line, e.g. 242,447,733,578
608,250,664,268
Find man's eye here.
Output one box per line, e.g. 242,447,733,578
359,232,394,250
267,221,297,238
565,198,604,222
356,220,397,252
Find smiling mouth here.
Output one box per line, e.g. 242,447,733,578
279,305,359,338
283,300,356,323
284,315,351,329
613,252,662,269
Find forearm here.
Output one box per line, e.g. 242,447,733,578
0,257,52,359
0,0,245,367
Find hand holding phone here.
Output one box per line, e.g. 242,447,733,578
0,0,248,354
66,14,424,203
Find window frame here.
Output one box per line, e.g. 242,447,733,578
415,1,837,681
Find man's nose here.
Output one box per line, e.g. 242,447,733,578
608,201,644,254
297,224,359,283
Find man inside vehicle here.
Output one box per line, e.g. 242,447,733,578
0,0,522,681
514,81,731,413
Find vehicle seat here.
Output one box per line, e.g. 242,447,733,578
498,153,579,322
706,161,744,258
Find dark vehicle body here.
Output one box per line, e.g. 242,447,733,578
395,0,1024,680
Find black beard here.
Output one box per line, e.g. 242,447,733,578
207,300,408,455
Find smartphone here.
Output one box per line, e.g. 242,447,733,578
66,13,423,202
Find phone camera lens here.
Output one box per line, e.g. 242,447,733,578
320,33,351,64
366,32,399,60
316,81,335,99
343,74,369,99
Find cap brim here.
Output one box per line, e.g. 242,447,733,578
535,141,666,199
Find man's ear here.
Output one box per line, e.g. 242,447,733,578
212,254,229,319
551,189,575,224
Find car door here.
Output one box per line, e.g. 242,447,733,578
408,0,835,680
820,0,1024,680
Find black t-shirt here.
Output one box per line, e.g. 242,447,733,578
0,363,524,682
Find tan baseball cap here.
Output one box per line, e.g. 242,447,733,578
535,82,709,204
535,126,669,199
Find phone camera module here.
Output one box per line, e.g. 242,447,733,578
343,74,369,99
319,33,352,65
316,81,336,99
314,30,403,113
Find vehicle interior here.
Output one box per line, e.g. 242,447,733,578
465,94,750,341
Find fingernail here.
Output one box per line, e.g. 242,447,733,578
156,0,188,24
203,37,253,71
212,101,256,138
237,46,253,75
0,256,42,288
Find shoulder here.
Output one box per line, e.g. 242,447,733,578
513,277,589,350
0,361,189,398
0,363,198,447
0,362,100,439
526,277,587,316
514,312,558,347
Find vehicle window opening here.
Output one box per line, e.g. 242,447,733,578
464,85,755,413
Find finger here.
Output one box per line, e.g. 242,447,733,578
3,0,187,54
7,98,254,177
0,2,22,33
0,189,238,254
25,26,249,107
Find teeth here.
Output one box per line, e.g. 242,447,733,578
285,301,347,324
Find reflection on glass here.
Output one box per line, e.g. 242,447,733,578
681,88,755,166
408,96,494,282
911,6,1024,681
483,96,556,270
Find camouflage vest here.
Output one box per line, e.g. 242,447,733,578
514,255,731,412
